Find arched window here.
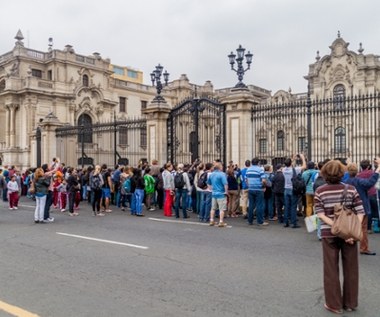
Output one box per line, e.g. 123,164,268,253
334,127,346,153
82,74,89,87
78,113,93,143
277,130,285,151
333,84,345,110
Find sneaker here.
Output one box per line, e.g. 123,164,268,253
14,206,18,210
209,221,215,226
292,224,301,229
258,222,269,226
61,209,66,212
34,220,39,224
45,217,55,223
121,208,125,211
149,208,155,211
9,207,13,210
218,222,227,227
269,217,277,221
105,209,112,213
97,213,105,217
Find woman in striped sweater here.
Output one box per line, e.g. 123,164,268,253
314,160,367,314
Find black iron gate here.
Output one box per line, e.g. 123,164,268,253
167,97,226,165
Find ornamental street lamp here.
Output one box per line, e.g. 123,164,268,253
228,45,253,88
150,64,169,102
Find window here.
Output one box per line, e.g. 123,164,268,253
119,97,126,113
140,128,147,149
113,66,124,75
334,127,346,153
259,139,267,153
0,80,5,92
119,127,128,145
298,137,306,153
127,70,138,79
47,70,52,80
77,113,93,143
32,69,42,78
333,84,345,110
82,74,89,87
277,130,285,151
141,100,147,110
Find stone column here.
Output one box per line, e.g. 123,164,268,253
143,99,171,166
220,88,258,167
9,103,19,147
38,112,65,165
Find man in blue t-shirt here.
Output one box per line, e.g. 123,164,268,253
246,158,267,226
207,161,228,227
240,160,251,219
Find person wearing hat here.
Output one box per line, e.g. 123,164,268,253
302,161,318,217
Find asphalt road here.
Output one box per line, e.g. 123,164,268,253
0,197,379,317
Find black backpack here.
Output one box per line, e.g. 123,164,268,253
291,168,306,196
197,172,208,189
174,172,185,189
313,174,326,192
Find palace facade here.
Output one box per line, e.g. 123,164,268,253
0,30,379,169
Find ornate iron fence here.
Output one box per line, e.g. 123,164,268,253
252,93,380,165
55,118,147,168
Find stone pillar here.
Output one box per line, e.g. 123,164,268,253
220,88,258,167
8,103,19,147
143,99,171,166
38,112,65,165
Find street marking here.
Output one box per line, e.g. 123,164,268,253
148,217,232,228
56,232,149,250
0,299,40,317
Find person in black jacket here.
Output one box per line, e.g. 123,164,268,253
272,164,285,223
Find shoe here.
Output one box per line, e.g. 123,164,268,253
360,250,376,255
61,209,66,212
292,224,301,229
149,208,155,211
209,221,215,226
243,215,248,219
183,215,190,219
258,222,269,226
9,207,13,210
284,223,289,228
13,207,18,210
218,222,227,227
324,303,343,314
34,220,39,224
45,217,55,223
97,213,105,217
343,306,355,312
269,217,277,221
105,209,112,213
136,214,145,217
121,208,125,211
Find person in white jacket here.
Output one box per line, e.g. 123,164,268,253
7,175,19,210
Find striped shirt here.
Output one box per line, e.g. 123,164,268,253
314,183,364,238
246,165,265,191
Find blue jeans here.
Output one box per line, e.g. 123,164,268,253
134,189,145,215
248,190,265,225
175,188,188,218
264,192,274,219
284,189,298,226
130,192,137,214
199,191,212,222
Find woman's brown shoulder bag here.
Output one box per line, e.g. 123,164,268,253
331,184,363,241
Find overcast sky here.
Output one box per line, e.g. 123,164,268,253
1,0,380,94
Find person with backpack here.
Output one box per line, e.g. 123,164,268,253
119,166,132,212
197,162,212,222
227,165,240,217
302,161,318,217
264,165,275,221
282,154,306,228
132,168,145,216
100,164,113,213
272,164,285,223
90,165,105,216
144,167,156,211
174,163,191,219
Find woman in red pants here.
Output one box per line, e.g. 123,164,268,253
162,163,174,217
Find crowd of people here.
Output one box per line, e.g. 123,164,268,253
1,154,380,314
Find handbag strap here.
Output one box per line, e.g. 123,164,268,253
340,183,349,205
